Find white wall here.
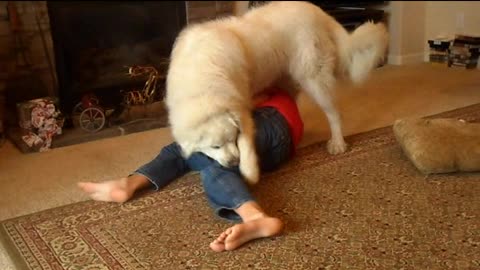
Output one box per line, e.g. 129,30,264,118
385,1,480,65
425,1,480,40
424,1,480,63
383,1,427,65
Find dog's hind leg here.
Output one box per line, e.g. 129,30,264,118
289,22,349,155
303,77,347,155
292,45,348,155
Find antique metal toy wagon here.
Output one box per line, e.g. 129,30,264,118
72,65,163,133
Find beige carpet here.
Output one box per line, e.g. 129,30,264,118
1,63,480,268
1,104,479,270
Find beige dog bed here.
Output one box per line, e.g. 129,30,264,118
393,117,480,174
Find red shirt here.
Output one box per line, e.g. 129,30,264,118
256,88,304,152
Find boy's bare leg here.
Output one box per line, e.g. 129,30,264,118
77,174,151,203
209,201,284,252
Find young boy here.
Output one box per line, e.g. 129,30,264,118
78,88,304,252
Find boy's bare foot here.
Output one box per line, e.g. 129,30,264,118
78,178,133,203
78,174,151,203
209,216,283,252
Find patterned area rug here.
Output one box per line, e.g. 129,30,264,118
1,104,479,270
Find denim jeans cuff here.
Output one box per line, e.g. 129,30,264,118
214,198,256,223
129,171,159,191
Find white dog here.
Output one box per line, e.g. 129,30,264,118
165,1,389,185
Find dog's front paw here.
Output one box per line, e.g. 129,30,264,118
327,139,348,155
240,161,260,185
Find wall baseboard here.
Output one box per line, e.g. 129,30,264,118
388,52,426,65
389,52,480,69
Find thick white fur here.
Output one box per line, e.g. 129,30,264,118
166,1,389,185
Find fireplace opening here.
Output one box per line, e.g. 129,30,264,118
47,1,187,128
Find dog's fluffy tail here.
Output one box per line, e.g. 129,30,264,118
336,21,389,85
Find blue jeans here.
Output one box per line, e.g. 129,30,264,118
133,107,293,222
